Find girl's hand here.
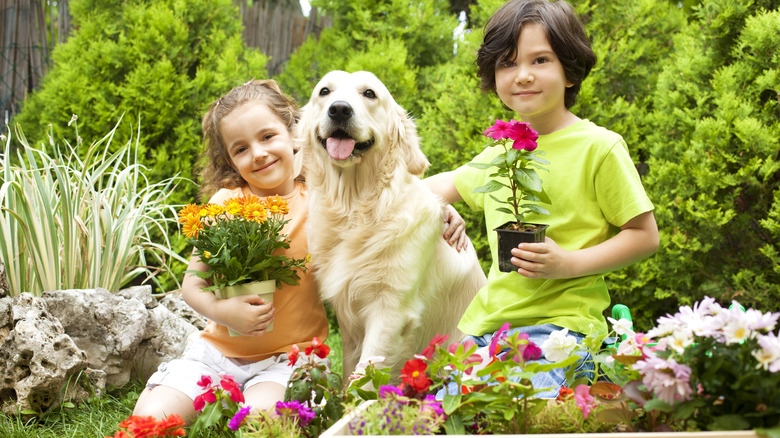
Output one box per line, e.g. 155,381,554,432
510,237,572,279
443,204,468,252
215,294,275,336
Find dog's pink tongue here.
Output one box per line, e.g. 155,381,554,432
326,137,356,160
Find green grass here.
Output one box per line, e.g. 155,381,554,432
0,328,343,437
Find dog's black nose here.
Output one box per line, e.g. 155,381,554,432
328,101,353,123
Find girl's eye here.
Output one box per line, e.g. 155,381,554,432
498,60,516,68
534,57,549,64
263,134,275,141
234,146,247,155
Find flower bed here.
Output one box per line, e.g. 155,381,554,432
107,297,780,437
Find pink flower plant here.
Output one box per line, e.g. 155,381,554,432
470,119,551,224
574,384,596,419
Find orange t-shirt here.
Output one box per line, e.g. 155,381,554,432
199,182,328,361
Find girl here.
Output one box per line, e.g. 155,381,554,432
426,0,659,396
133,79,328,420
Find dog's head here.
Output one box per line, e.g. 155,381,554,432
298,70,429,177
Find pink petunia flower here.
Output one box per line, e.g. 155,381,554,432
422,333,449,359
193,388,216,411
574,384,596,419
220,375,245,404
489,322,511,357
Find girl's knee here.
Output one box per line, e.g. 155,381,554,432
244,381,286,412
133,385,197,422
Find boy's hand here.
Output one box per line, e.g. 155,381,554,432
510,237,572,279
443,204,468,252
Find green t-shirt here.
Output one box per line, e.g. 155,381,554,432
454,119,654,336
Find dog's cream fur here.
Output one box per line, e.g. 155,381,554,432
298,70,486,379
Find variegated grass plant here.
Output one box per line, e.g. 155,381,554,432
0,116,186,297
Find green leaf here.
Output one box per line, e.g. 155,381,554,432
473,179,506,193
514,168,543,192
444,414,465,435
467,161,493,169
442,393,462,414
520,203,550,216
708,414,750,431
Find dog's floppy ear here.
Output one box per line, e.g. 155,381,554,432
390,104,429,177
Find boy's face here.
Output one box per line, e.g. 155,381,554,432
494,22,573,133
220,101,296,197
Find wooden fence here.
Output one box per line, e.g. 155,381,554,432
0,0,329,131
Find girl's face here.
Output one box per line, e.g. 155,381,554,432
220,101,296,197
494,22,574,134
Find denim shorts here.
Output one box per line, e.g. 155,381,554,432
145,336,300,400
438,323,594,399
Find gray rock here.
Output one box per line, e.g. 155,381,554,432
0,286,201,414
0,293,90,415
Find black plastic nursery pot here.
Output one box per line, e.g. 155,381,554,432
494,221,549,273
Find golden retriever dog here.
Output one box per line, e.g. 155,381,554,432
297,70,486,380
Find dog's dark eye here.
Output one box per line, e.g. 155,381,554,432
363,89,376,99
319,87,330,96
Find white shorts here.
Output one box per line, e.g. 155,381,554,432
146,336,303,400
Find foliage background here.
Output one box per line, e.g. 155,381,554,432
8,0,780,330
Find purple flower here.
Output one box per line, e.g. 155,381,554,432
276,400,316,427
379,385,403,399
297,404,316,426
422,394,446,418
228,406,251,431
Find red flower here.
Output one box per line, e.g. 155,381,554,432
109,414,186,438
193,388,216,411
288,344,300,366
401,358,432,393
304,337,331,359
556,386,574,403
421,333,449,359
220,375,245,404
197,374,213,390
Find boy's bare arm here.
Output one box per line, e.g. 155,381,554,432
510,210,659,279
423,171,463,205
